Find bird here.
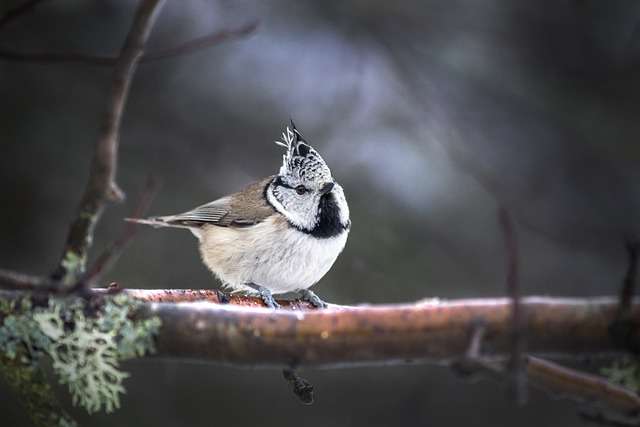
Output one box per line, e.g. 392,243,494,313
126,121,351,308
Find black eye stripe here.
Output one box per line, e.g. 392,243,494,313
274,176,303,191
273,176,290,189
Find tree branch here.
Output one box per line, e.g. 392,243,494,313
619,242,639,318
0,22,257,65
0,0,47,30
0,268,47,290
71,176,160,292
1,288,638,415
498,207,527,404
141,21,257,62
2,290,634,367
527,356,640,416
122,292,637,366
452,323,640,416
51,0,166,286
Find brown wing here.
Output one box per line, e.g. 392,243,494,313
161,176,276,228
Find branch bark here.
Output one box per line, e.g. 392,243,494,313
51,0,166,286
527,356,640,416
0,268,46,290
1,290,632,367
138,291,640,416
1,288,638,415
91,291,635,366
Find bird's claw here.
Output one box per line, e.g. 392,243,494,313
299,289,328,309
248,283,280,309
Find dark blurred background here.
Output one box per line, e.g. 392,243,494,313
2,0,640,425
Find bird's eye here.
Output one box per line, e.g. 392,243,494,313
295,185,306,195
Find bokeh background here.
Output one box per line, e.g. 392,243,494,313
2,0,640,425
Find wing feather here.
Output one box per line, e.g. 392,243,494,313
151,176,276,228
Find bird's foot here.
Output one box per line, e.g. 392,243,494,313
248,283,280,309
299,289,328,309
215,289,230,304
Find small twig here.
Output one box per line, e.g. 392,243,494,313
451,321,503,380
0,0,47,30
498,206,527,405
619,242,639,318
611,242,640,353
527,356,640,416
282,369,314,405
0,22,257,65
51,0,166,287
68,176,161,294
0,268,48,291
467,320,486,359
451,320,640,418
142,21,258,62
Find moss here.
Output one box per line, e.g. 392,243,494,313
0,355,77,427
0,293,161,423
601,356,640,393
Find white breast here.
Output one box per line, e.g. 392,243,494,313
198,215,349,294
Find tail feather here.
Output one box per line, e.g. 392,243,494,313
124,216,192,230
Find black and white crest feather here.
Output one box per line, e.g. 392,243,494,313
274,120,332,187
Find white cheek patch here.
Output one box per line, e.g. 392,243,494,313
332,185,350,226
266,185,318,230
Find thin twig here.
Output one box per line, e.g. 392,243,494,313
141,21,257,62
467,321,486,358
498,206,527,405
0,22,257,65
51,0,166,287
527,356,640,416
454,324,640,415
619,242,639,317
0,0,47,30
610,242,640,352
69,176,161,293
451,321,504,380
452,320,640,418
0,268,47,290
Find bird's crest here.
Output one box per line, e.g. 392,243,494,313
274,119,304,152
274,120,332,186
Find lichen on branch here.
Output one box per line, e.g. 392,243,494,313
0,293,161,421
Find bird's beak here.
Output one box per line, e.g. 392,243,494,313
320,182,335,195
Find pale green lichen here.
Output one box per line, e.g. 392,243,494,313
601,356,640,393
0,293,161,421
34,299,129,414
59,251,87,285
0,298,51,363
